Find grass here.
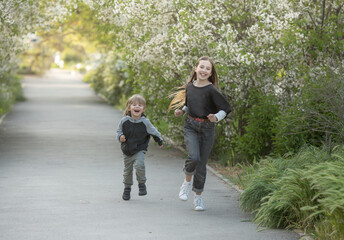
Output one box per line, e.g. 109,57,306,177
210,145,344,240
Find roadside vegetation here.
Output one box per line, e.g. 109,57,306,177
1,1,343,239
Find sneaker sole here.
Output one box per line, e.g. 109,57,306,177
179,196,188,201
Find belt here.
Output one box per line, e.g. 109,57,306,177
188,114,210,122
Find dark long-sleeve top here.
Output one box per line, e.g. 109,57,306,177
185,82,231,119
116,115,163,156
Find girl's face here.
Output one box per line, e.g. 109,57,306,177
130,101,145,119
195,60,212,81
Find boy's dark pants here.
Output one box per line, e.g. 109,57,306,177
183,116,215,193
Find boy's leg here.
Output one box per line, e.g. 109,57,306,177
134,150,147,196
123,154,135,187
134,150,147,184
122,187,131,201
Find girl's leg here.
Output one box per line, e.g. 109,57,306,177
179,117,199,201
179,176,192,201
183,117,201,175
194,194,205,211
192,122,215,194
185,175,192,182
193,132,214,210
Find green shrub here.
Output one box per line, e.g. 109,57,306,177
240,145,334,212
0,86,12,116
239,145,344,239
272,107,318,156
84,54,133,106
0,74,24,116
273,69,344,156
301,71,344,145
303,158,344,239
253,158,344,239
232,91,280,162
254,168,317,229
212,122,237,166
63,52,83,65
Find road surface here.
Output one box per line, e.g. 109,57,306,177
0,69,299,240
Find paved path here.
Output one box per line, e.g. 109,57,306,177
0,69,299,240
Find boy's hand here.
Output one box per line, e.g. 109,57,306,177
120,135,126,142
159,145,164,149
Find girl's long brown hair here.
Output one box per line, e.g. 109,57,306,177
168,56,219,112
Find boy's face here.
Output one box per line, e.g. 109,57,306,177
130,101,145,119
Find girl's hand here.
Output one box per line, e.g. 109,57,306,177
207,114,218,122
174,109,184,117
120,135,126,142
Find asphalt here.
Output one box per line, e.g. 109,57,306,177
0,69,299,240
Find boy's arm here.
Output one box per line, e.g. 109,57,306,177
116,119,125,142
143,119,163,146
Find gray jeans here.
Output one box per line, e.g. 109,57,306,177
183,115,215,193
123,150,147,188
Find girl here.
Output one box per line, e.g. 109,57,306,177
117,94,163,201
168,56,231,211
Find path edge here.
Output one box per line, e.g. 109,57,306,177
0,113,7,126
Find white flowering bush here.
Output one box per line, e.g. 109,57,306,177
0,0,74,115
82,0,343,159
2,0,343,161
83,51,133,106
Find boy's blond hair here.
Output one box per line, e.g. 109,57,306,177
124,94,146,116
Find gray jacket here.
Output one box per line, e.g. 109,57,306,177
116,115,163,156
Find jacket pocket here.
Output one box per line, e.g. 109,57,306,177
121,142,138,156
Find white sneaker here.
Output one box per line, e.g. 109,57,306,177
194,195,205,211
179,180,191,201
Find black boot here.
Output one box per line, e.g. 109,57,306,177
138,183,147,196
122,187,131,200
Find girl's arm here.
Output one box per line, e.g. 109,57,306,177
215,110,227,122
207,110,226,122
211,88,232,118
174,109,184,116
174,105,188,117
